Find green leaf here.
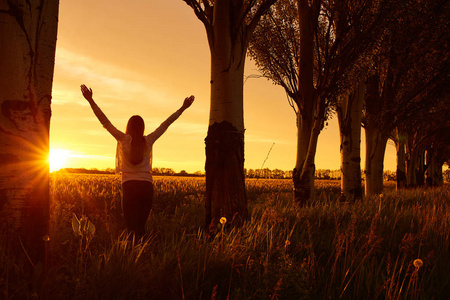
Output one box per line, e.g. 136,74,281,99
72,213,80,236
87,220,96,236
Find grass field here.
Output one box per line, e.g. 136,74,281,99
1,174,449,299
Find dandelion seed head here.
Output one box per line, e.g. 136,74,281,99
220,217,227,225
413,259,423,268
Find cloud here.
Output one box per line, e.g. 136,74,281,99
53,47,171,107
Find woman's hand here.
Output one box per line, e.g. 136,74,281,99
81,84,93,101
182,95,195,110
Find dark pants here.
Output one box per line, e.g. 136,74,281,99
122,180,153,238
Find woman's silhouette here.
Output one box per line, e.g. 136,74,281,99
81,84,194,238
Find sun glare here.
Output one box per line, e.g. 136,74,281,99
49,149,71,172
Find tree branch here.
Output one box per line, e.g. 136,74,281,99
247,0,277,34
182,0,213,43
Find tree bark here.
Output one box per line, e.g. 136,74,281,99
364,127,389,196
0,0,58,268
337,82,364,202
205,121,247,227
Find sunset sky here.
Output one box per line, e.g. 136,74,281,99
50,0,397,173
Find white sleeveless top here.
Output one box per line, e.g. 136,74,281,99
91,103,183,183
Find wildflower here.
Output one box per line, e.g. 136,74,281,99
413,259,423,269
42,235,50,242
284,240,291,248
220,217,227,225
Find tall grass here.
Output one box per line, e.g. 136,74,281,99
1,174,449,299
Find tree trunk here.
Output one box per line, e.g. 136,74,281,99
0,0,58,268
426,150,443,186
293,0,318,204
293,111,313,204
395,129,407,189
294,94,324,204
295,123,321,204
364,127,389,196
205,121,247,227
406,146,419,187
205,2,248,228
337,82,364,202
416,151,426,186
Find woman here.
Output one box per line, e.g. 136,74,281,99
81,84,194,238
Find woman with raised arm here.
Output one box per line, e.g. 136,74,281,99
81,84,194,238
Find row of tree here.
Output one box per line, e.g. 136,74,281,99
245,168,342,179
245,168,450,183
248,0,449,203
181,0,449,227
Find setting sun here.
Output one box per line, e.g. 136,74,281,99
49,149,71,172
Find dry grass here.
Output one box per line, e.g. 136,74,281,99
1,174,448,299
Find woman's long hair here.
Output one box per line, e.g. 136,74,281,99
125,115,146,165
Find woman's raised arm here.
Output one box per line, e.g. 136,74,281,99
80,84,125,141
148,95,195,142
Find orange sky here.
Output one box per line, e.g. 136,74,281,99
49,0,397,173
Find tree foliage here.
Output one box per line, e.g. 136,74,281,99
362,0,450,191
363,0,449,133
249,0,389,112
248,0,393,201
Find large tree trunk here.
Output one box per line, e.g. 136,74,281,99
364,127,389,196
205,1,248,228
293,0,318,204
185,0,277,229
0,0,58,268
337,82,364,202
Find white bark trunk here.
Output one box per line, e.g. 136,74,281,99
204,0,248,227
338,81,364,201
293,111,317,204
364,127,389,196
209,52,245,130
207,0,245,130
294,112,312,173
0,0,58,261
